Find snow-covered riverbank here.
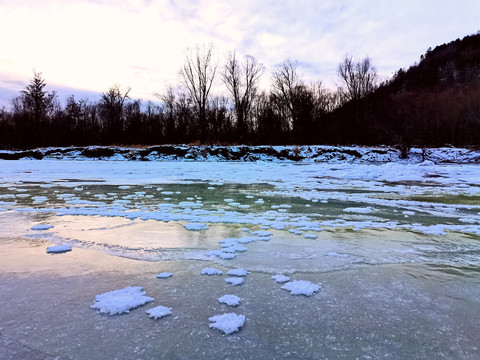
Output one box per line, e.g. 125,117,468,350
1,145,480,163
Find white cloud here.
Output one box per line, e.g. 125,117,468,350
1,0,480,104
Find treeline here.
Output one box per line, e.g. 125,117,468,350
1,33,479,149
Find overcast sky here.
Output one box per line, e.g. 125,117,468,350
1,0,479,107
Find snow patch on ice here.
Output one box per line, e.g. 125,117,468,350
251,230,273,237
156,272,173,279
91,286,155,315
209,313,245,334
343,207,373,214
272,274,291,283
225,277,244,286
281,280,320,296
184,223,209,231
31,224,54,231
218,294,241,307
201,267,223,275
146,305,172,319
227,268,249,277
46,245,72,254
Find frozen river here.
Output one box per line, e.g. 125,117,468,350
1,159,480,359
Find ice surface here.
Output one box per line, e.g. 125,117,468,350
31,224,54,231
156,272,173,279
225,277,244,286
146,305,172,319
227,269,248,277
91,286,155,315
46,245,72,254
201,267,223,275
271,274,290,283
218,294,241,307
208,313,245,335
184,223,209,231
281,280,320,296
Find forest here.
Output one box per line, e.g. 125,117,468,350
0,33,479,150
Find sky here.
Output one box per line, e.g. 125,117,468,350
1,0,479,108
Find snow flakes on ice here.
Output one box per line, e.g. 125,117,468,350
209,313,245,335
218,294,241,307
91,286,155,315
146,305,172,319
201,267,223,276
281,280,320,297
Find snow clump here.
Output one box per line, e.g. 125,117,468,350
209,313,245,335
184,223,209,231
146,305,172,319
201,267,223,275
156,272,173,278
225,277,244,286
227,268,249,277
218,294,241,307
46,245,72,254
31,224,54,231
271,274,290,283
281,280,320,296
91,286,155,315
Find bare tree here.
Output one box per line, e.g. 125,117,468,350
271,59,315,139
179,44,218,142
337,55,378,102
222,51,264,141
271,59,302,124
100,84,131,142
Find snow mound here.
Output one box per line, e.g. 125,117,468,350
91,286,155,315
218,294,241,307
209,313,245,335
201,267,223,276
31,224,54,231
303,233,318,239
156,272,173,279
225,277,244,286
227,268,249,277
46,245,72,254
272,274,290,283
184,223,209,231
146,305,172,319
281,280,320,296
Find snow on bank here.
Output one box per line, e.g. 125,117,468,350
209,313,245,335
2,145,480,163
91,286,155,315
